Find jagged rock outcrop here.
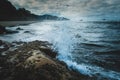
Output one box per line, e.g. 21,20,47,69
0,40,93,80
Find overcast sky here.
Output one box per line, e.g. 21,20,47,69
8,0,120,20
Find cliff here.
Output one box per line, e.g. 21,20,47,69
0,0,68,21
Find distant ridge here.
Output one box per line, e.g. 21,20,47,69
0,0,69,21
39,14,69,20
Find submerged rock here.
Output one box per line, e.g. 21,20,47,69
0,40,94,80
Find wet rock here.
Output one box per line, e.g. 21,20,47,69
24,31,30,33
0,40,11,53
0,40,3,45
0,25,6,34
0,25,18,34
0,40,94,80
16,27,23,30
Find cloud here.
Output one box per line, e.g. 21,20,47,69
8,0,120,20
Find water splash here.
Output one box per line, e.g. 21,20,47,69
0,21,120,80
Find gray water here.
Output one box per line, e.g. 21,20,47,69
0,21,120,80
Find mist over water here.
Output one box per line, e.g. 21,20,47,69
0,21,120,80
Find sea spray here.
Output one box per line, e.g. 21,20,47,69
0,21,120,80
51,22,75,60
45,21,120,80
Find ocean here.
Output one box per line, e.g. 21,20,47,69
0,21,120,80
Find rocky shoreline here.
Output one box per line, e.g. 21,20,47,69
0,40,95,80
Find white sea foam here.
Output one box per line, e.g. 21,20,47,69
0,21,120,80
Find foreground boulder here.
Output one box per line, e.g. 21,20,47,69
0,41,93,80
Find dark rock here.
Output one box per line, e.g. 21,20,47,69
0,40,3,45
24,31,30,33
0,25,6,34
16,27,23,30
0,40,11,54
0,25,18,34
40,47,57,58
